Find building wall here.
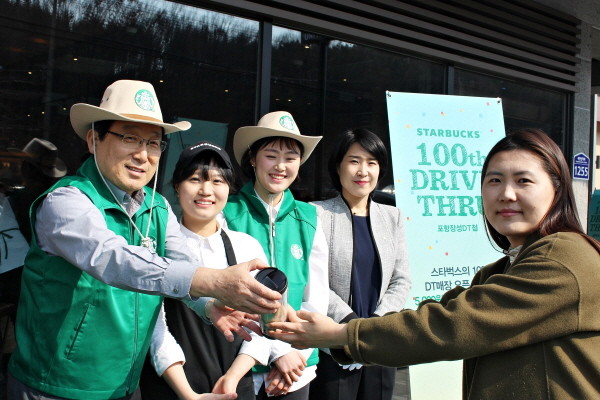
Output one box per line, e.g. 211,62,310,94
538,0,600,222
597,97,600,190
536,0,600,223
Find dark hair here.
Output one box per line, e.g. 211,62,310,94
480,128,600,252
91,120,113,140
328,128,388,193
79,120,114,161
240,136,304,180
84,120,166,161
172,151,236,192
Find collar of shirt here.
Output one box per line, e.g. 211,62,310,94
254,188,283,218
179,223,223,250
179,223,229,270
103,179,146,217
507,245,522,264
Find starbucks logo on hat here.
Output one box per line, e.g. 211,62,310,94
135,89,155,111
290,244,303,260
279,115,295,130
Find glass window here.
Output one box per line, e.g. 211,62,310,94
454,68,567,147
1,1,571,209
270,27,323,201
1,0,258,215
322,40,446,200
270,26,446,201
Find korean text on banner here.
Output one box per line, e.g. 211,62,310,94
386,92,505,400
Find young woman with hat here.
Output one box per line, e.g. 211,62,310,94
140,141,264,400
216,111,329,399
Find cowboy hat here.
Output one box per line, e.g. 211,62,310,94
233,111,322,165
10,138,67,178
70,80,191,139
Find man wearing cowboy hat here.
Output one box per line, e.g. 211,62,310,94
0,138,67,309
8,80,280,400
14,137,67,179
10,138,67,242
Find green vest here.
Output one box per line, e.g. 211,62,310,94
9,158,167,399
224,182,319,370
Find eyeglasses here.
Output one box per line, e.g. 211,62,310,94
106,131,167,155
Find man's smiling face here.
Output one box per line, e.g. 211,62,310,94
87,120,162,195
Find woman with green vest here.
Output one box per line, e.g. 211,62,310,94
214,111,329,399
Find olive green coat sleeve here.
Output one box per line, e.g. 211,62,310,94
340,232,600,399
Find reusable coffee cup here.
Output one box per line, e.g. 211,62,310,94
254,267,288,338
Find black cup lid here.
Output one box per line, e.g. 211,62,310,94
255,267,288,294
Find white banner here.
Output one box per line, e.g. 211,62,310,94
386,92,505,399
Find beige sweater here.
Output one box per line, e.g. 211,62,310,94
339,232,600,399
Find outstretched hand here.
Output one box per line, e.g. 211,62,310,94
191,259,281,314
267,309,349,349
208,299,262,342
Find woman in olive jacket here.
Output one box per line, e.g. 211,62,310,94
270,128,600,400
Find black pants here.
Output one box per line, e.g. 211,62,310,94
0,267,22,304
309,351,396,400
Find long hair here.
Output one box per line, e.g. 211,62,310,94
480,128,600,253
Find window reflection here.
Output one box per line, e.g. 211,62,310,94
0,1,573,206
271,26,446,201
455,68,567,146
323,40,445,200
1,0,259,203
270,27,323,201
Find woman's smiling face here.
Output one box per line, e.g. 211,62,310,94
338,143,380,203
482,149,556,247
252,139,302,203
177,165,229,235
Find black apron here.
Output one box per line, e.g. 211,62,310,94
140,230,255,399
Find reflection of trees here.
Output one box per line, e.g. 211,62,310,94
271,30,567,201
1,0,259,176
454,69,566,143
2,0,568,198
270,30,447,200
